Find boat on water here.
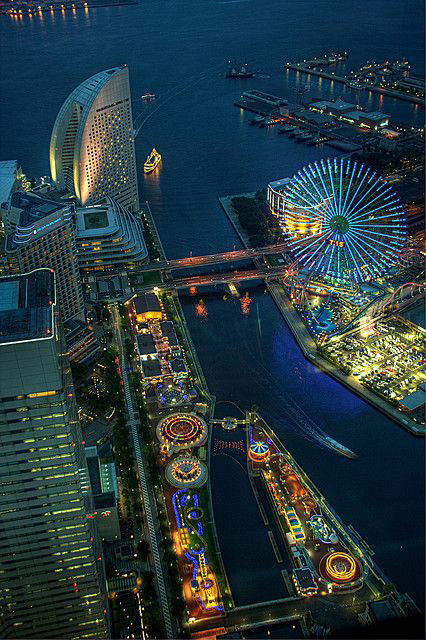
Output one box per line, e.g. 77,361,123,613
322,434,358,459
141,93,156,102
144,148,162,173
226,63,255,78
249,115,265,125
279,124,294,133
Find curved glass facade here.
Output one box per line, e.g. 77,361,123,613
50,66,139,212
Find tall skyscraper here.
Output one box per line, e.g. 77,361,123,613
50,66,140,212
0,269,107,639
6,191,84,323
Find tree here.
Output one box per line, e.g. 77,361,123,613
137,539,150,562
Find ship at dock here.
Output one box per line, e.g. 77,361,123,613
144,148,161,173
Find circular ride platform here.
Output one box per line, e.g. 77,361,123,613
165,454,208,488
157,412,208,452
319,550,362,586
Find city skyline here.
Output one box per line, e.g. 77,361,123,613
0,3,424,639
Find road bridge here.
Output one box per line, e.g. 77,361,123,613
133,242,290,273
134,265,291,292
189,582,376,636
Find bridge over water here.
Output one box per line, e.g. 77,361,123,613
133,242,290,274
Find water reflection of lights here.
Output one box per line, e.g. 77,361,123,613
196,299,208,318
240,292,252,315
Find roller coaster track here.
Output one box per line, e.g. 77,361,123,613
326,281,425,340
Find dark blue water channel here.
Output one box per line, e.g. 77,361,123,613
181,285,425,607
1,0,424,609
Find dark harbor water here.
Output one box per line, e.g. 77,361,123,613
1,0,424,609
182,286,425,606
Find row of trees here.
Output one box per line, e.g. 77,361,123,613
141,215,161,261
129,371,187,634
231,190,280,247
99,348,142,526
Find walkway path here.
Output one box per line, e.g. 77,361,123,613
111,305,174,638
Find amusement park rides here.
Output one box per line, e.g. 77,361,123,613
278,158,413,336
281,158,407,285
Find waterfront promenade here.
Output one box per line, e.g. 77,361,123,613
111,304,175,639
217,193,424,437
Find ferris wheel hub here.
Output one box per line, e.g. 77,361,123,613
329,215,350,233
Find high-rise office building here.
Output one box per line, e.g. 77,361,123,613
6,191,84,323
50,66,140,212
0,269,107,639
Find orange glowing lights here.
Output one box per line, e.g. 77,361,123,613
240,292,252,315
325,552,357,582
195,299,208,318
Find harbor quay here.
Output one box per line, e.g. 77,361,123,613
217,192,425,437
266,281,425,437
120,286,233,631
108,139,425,634
117,206,420,637
284,59,425,105
187,411,420,638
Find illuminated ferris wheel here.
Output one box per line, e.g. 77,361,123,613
283,158,406,284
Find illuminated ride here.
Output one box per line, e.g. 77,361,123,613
144,148,162,173
173,490,223,612
281,158,406,285
157,413,208,453
321,551,358,584
308,514,338,544
165,455,208,488
248,440,270,462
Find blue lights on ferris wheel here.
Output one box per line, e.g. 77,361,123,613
284,158,406,284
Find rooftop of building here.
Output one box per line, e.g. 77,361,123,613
94,491,117,509
136,333,157,355
0,160,19,207
310,99,356,111
400,387,426,411
133,293,162,315
343,110,362,120
10,191,67,228
60,66,126,113
75,199,120,237
299,109,334,125
160,320,179,345
368,599,398,622
0,269,55,345
269,177,291,191
86,453,102,495
361,111,391,121
141,358,162,378
170,357,186,374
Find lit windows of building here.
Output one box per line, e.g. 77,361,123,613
50,66,140,213
0,269,107,639
5,191,84,323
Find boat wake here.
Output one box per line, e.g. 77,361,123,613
231,311,358,459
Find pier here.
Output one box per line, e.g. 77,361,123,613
284,61,425,106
